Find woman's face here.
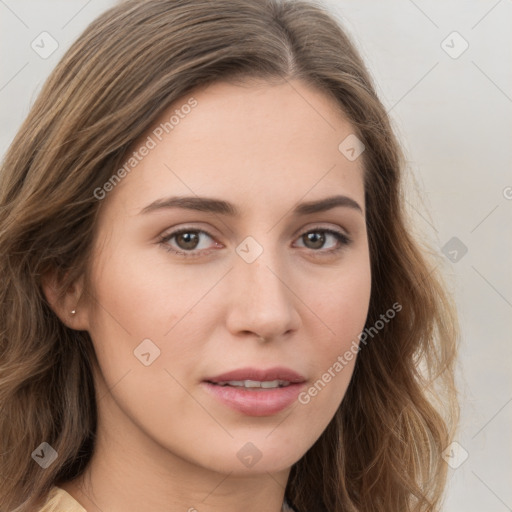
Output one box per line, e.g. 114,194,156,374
81,79,371,475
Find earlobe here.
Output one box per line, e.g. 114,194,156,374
41,271,89,331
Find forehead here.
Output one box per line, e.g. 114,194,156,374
104,79,365,218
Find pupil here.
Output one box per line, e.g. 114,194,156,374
178,232,198,250
305,232,324,249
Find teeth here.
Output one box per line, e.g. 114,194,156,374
260,380,283,389
217,379,290,389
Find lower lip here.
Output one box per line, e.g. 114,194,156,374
202,382,305,416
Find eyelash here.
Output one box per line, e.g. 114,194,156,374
158,226,352,259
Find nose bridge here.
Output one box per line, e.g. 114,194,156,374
226,235,300,338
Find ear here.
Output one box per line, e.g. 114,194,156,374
41,270,90,331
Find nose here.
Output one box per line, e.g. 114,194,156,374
224,246,301,342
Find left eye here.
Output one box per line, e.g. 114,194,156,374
159,229,217,255
295,229,350,252
159,227,351,257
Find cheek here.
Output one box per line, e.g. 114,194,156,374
300,256,371,407
85,244,224,398
316,249,372,344
88,243,211,340
84,251,210,442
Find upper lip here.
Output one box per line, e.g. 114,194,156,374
205,367,306,384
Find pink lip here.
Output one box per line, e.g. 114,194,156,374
205,366,306,384
202,366,307,417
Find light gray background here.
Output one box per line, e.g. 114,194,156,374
1,1,511,510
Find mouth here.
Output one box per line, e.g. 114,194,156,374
208,379,292,389
202,367,307,416
205,366,306,385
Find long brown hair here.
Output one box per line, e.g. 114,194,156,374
0,1,459,510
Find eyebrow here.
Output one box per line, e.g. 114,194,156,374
139,194,363,216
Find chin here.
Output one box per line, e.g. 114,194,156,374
193,434,314,476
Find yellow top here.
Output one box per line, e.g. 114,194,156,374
39,487,86,512
39,485,296,511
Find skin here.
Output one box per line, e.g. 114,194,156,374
45,78,371,512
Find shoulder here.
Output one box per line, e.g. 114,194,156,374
37,486,87,512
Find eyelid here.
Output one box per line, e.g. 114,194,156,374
160,221,351,241
292,222,351,239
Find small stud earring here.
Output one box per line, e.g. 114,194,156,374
70,309,76,315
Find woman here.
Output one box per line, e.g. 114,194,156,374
0,0,459,511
